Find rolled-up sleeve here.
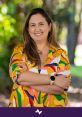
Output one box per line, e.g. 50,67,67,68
9,45,25,83
57,49,71,79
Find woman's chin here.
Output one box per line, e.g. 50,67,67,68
34,39,44,42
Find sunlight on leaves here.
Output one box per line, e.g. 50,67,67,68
1,4,8,14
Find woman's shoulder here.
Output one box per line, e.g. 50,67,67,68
10,43,25,62
13,43,24,53
50,45,70,64
50,44,67,55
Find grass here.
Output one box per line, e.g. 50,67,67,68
71,66,82,78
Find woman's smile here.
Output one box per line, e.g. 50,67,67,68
34,32,43,36
28,14,51,42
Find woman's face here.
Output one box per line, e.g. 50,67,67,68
28,14,51,43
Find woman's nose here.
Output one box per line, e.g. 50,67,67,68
35,25,40,31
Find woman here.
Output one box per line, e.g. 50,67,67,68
9,8,71,107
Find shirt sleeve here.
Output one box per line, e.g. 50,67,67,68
9,44,27,83
57,49,71,79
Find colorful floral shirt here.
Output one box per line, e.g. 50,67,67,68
9,44,71,107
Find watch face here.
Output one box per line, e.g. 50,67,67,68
50,76,55,81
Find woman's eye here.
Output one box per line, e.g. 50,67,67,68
31,24,35,27
39,23,44,26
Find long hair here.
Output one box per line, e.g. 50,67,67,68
23,8,59,66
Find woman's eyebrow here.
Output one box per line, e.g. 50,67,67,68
29,21,44,24
39,22,44,23
29,23,35,25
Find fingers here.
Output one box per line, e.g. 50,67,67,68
57,75,71,84
17,63,28,70
18,63,26,68
54,74,71,90
64,80,70,88
18,82,27,86
55,79,71,89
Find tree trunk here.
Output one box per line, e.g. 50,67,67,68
66,0,81,65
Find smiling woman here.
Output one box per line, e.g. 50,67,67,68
28,13,51,43
9,8,71,107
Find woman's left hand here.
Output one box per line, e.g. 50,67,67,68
18,62,28,71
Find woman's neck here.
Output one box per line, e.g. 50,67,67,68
37,42,50,68
36,41,50,52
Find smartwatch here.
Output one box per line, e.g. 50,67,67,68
50,76,55,85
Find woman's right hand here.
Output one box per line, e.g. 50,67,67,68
54,75,71,89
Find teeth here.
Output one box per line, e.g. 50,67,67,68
35,33,41,36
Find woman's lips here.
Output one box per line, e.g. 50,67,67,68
34,33,43,36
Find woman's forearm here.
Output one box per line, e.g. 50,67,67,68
16,60,71,89
18,71,50,85
17,70,70,89
18,81,64,94
31,85,64,94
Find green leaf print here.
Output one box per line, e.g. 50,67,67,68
38,92,41,104
12,64,17,71
43,94,48,104
16,89,22,107
59,60,67,65
54,94,64,101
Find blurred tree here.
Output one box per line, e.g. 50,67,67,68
66,0,82,64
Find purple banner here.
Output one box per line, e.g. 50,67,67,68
0,108,82,117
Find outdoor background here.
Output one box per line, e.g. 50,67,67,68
0,0,82,107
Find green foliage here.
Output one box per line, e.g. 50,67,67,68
0,4,17,45
7,2,17,16
71,66,82,78
13,0,43,7
53,5,75,24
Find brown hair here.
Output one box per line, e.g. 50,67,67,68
23,8,59,66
